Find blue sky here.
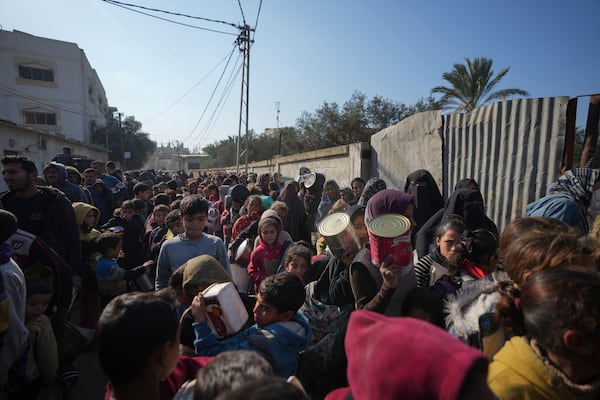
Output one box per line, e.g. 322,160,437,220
2,0,599,151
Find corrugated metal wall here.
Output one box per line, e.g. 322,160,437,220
443,96,570,231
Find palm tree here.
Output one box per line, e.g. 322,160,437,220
432,57,529,112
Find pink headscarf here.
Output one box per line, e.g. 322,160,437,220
365,189,414,224
325,311,489,400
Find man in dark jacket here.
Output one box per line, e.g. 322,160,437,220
44,161,87,203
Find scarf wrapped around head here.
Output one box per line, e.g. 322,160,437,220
325,311,489,400
365,189,414,225
358,178,387,206
404,170,444,232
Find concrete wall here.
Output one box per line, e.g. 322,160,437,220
0,29,108,143
370,110,444,190
0,122,108,192
201,142,370,188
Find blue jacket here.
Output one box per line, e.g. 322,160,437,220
193,311,312,377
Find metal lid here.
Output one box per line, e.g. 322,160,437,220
367,214,411,238
304,172,317,189
319,212,351,237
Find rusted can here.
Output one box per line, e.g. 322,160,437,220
367,214,412,267
318,212,362,259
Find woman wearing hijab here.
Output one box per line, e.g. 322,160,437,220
415,187,497,259
404,169,444,238
349,189,417,316
277,180,308,242
526,168,600,233
316,180,341,226
357,178,386,206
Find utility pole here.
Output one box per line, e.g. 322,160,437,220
275,101,281,155
235,24,253,174
117,112,126,171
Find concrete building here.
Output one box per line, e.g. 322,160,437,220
0,29,109,143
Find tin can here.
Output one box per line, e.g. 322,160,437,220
304,172,326,194
367,214,412,267
318,212,362,259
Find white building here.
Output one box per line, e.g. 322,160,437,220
0,29,109,143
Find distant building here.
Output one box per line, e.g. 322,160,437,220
0,29,110,143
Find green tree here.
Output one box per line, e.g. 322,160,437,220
90,113,156,170
432,57,529,112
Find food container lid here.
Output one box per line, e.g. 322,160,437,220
318,212,351,237
367,214,411,238
303,172,317,189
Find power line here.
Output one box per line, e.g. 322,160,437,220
101,0,238,35
143,44,237,126
102,0,241,29
179,47,238,145
0,85,104,119
237,0,247,24
254,0,263,32
189,53,242,149
192,54,243,149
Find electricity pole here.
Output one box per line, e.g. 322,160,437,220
117,112,126,171
236,24,253,174
276,101,281,155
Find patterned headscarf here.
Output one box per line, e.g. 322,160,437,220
358,178,387,206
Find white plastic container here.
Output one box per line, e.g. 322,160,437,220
202,282,249,338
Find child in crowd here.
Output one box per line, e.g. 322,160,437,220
73,202,102,329
100,200,145,270
0,209,29,395
98,291,212,400
162,209,184,242
146,204,170,261
248,213,290,294
282,243,313,282
155,195,230,290
191,272,312,377
25,279,59,396
231,195,262,241
96,233,154,307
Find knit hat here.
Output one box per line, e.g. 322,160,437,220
325,311,489,400
182,255,231,297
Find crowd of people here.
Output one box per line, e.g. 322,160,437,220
2,154,600,400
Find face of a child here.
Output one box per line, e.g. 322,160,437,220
107,242,123,259
121,207,134,221
352,181,365,199
26,292,52,321
248,199,261,220
168,219,184,235
84,210,97,228
137,190,150,201
436,229,463,260
154,210,168,226
352,214,369,245
260,224,279,247
286,255,309,280
160,325,181,381
325,184,338,200
253,293,287,328
182,212,207,240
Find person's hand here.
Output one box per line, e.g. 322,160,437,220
191,292,207,323
117,250,125,259
380,255,402,288
143,260,155,269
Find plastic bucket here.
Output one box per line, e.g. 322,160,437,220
318,212,362,259
367,214,412,267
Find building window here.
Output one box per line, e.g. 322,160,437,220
18,66,55,82
23,111,57,125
